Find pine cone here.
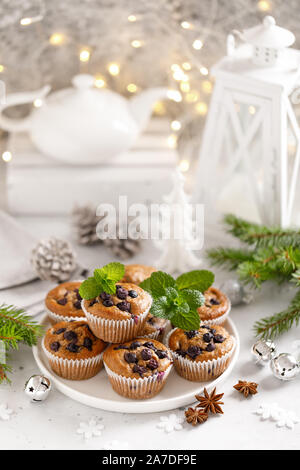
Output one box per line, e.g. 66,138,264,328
103,232,142,260
71,204,102,245
31,237,77,282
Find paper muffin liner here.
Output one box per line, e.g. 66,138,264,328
137,327,165,342
45,306,86,325
165,328,235,382
81,299,151,343
104,361,172,399
199,298,231,327
42,338,103,380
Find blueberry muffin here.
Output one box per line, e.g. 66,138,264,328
120,264,157,285
138,314,168,342
103,338,173,399
81,283,152,343
167,325,235,382
43,320,106,380
45,281,85,324
197,287,230,325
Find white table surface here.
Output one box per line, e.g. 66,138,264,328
1,216,300,450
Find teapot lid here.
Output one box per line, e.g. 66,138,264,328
242,16,295,48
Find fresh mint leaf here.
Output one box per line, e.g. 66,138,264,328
171,307,200,330
93,262,125,295
164,287,179,302
176,270,214,292
178,289,205,310
139,277,152,295
101,262,125,281
79,277,101,300
150,297,170,319
150,271,176,298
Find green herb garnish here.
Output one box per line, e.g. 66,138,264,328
79,262,125,299
140,269,214,330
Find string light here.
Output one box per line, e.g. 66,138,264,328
33,98,43,108
181,21,192,30
179,159,190,172
79,49,91,62
257,1,271,11
167,134,177,148
167,89,182,102
193,39,203,50
127,83,138,93
180,82,190,93
153,101,166,115
2,151,12,162
171,64,180,72
173,70,188,81
128,15,137,22
131,40,143,48
248,105,256,115
182,62,191,71
0,65,4,73
185,91,199,103
94,76,106,88
200,66,209,76
202,80,212,93
49,33,65,46
108,63,120,76
171,120,181,131
20,13,43,26
195,102,208,115
20,17,33,26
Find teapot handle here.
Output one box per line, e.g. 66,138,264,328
227,30,245,57
0,84,51,132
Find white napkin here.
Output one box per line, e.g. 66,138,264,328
0,210,37,290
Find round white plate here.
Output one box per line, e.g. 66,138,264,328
32,315,240,413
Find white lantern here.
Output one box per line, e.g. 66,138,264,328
194,16,300,227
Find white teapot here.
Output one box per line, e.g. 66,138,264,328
0,74,168,164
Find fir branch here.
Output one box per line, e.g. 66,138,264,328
237,261,278,288
0,363,12,384
0,304,44,348
254,289,300,339
207,247,254,270
224,214,300,249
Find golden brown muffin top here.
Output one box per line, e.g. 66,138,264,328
168,325,234,362
140,314,167,336
197,287,229,321
45,281,84,318
82,282,152,321
44,320,106,359
103,338,172,379
120,264,157,285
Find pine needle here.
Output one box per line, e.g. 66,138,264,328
207,247,254,270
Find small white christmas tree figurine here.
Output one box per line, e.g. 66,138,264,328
154,168,201,274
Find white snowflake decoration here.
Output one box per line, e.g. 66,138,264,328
102,440,129,450
77,418,104,440
0,403,13,421
254,403,300,430
156,413,184,433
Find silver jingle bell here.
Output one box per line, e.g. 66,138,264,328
270,353,300,381
251,339,276,365
24,375,51,402
219,279,252,306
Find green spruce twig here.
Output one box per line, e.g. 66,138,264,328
254,289,300,339
207,247,254,270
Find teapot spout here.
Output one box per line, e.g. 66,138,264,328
129,87,169,131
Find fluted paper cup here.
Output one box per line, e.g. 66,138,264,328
165,328,235,382
45,306,86,325
104,361,172,399
81,300,151,343
42,338,103,380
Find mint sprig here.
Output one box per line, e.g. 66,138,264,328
140,270,213,330
79,262,125,299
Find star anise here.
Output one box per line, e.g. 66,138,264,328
195,387,224,414
233,380,258,397
185,407,208,426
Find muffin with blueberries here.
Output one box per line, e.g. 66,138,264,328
167,324,235,382
120,264,157,286
138,314,168,342
81,283,152,343
45,281,85,324
197,287,231,326
103,338,173,399
43,320,106,380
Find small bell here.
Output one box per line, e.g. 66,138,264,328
251,339,276,365
219,279,252,306
24,375,52,402
270,353,300,381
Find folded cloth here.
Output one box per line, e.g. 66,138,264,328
0,210,37,290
